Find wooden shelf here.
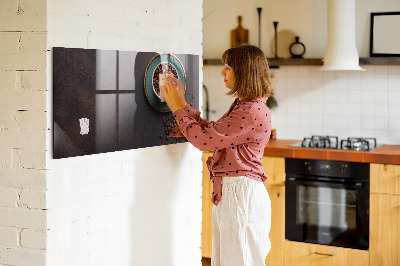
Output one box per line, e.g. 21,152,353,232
203,58,323,67
268,58,323,67
359,57,400,65
203,57,400,67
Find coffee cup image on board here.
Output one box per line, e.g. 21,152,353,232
144,53,186,112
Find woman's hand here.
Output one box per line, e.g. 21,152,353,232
161,76,187,113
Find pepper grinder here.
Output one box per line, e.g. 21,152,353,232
257,8,262,48
273,21,279,58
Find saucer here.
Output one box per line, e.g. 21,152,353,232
144,53,186,112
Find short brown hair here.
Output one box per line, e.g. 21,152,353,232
221,44,273,99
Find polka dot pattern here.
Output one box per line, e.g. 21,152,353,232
170,97,272,206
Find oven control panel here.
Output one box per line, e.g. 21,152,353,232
286,158,369,180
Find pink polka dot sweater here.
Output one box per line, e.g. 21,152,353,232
170,97,272,206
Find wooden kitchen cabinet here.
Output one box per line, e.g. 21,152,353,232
261,156,285,186
284,241,369,266
370,163,400,195
264,184,285,266
202,152,213,258
370,163,400,266
201,154,286,265
261,156,285,266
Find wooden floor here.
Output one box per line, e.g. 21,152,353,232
202,257,211,266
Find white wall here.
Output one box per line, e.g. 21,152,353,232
203,0,400,58
203,0,400,145
46,1,203,266
204,65,400,144
271,65,400,144
0,0,48,265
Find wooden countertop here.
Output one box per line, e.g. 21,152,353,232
263,139,400,165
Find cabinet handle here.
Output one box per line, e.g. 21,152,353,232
314,252,335,257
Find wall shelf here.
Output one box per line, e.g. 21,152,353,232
359,57,400,65
203,57,400,67
203,58,323,67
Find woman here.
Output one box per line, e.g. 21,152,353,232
161,44,273,266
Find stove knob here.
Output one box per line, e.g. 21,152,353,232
340,164,347,174
305,161,312,171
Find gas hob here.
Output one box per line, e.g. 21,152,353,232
289,135,382,151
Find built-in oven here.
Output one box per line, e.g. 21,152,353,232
285,158,370,250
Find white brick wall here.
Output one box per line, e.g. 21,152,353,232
46,1,203,266
2,0,203,263
0,0,48,265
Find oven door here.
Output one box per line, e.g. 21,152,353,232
285,177,369,250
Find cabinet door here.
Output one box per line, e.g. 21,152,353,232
261,156,285,185
370,163,400,195
284,241,369,266
265,184,284,266
202,152,213,258
370,193,400,266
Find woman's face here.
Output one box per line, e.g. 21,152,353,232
220,64,235,89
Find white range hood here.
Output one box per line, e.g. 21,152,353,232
320,0,365,71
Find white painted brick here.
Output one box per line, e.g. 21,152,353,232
71,218,88,237
166,0,191,14
0,110,47,131
0,32,47,71
0,247,45,266
20,229,46,250
105,178,123,196
0,90,46,111
88,231,106,262
19,189,46,209
152,11,181,28
87,164,108,183
0,33,20,54
11,147,23,170
0,12,46,32
191,32,203,44
20,149,46,170
190,3,203,19
0,208,46,230
87,212,109,233
71,166,88,186
0,129,46,150
16,70,47,91
0,0,18,13
180,16,202,30
0,187,19,208
87,2,125,21
19,0,47,15
87,33,124,51
0,227,19,247
0,71,16,90
120,160,134,176
0,169,47,189
129,0,166,12
0,149,11,169
89,181,107,200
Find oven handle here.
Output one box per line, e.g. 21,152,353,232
286,177,364,189
314,252,335,257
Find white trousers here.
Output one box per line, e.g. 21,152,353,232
212,176,271,266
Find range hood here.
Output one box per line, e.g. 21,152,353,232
320,0,365,71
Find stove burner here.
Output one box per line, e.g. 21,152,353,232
294,136,379,151
301,135,339,149
340,137,377,151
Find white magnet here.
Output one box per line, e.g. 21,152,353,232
79,118,90,135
